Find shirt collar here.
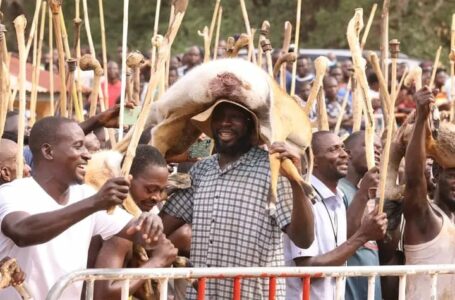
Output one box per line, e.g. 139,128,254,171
311,175,345,208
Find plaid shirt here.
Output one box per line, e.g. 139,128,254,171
163,146,294,300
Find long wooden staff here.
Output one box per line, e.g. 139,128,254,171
30,2,47,126
14,15,27,180
212,6,223,60
450,14,455,123
429,46,442,90
334,3,377,134
239,0,256,64
208,0,220,49
316,89,329,130
303,56,329,115
98,0,109,109
126,51,144,106
280,21,293,90
73,0,84,117
380,0,390,88
259,21,273,76
66,58,77,119
24,0,43,57
0,23,7,138
80,54,103,117
351,73,362,132
118,0,130,140
150,0,162,74
389,39,400,106
48,6,55,116
198,26,210,63
347,8,375,169
290,0,302,96
30,23,38,125
49,0,68,117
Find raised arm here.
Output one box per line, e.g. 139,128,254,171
269,142,314,249
1,177,129,247
403,87,441,244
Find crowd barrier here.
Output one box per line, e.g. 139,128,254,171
46,264,455,300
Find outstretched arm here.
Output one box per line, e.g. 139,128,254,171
403,87,441,244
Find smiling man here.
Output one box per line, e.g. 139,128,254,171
284,131,387,300
159,100,314,299
0,117,164,300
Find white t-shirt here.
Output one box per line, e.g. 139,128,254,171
0,177,133,300
284,175,347,300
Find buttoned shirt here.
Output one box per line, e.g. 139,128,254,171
284,175,347,300
163,146,294,300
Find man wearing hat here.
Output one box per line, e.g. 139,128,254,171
160,99,314,299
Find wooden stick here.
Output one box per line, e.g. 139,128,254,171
48,6,55,116
213,6,222,60
273,52,296,79
198,26,210,63
25,0,43,58
30,2,47,126
280,21,292,90
50,0,68,117
66,58,77,119
290,0,302,96
150,0,162,74
259,21,273,76
0,23,7,138
351,74,362,132
14,15,27,180
334,80,352,135
80,54,103,117
126,51,144,106
380,0,390,89
429,46,442,90
99,0,109,109
208,0,220,48
247,28,256,63
360,3,377,50
303,56,329,115
82,0,95,55
59,7,71,59
389,39,400,106
239,0,256,64
368,52,392,121
30,18,39,126
118,0,130,140
74,0,84,118
316,89,329,131
394,66,408,103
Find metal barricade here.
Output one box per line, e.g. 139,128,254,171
46,264,455,300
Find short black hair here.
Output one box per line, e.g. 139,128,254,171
311,131,333,154
29,117,75,157
344,131,365,151
130,145,167,177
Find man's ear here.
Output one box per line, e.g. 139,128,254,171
41,143,54,160
0,167,12,182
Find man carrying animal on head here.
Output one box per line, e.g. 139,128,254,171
402,87,455,299
153,58,315,299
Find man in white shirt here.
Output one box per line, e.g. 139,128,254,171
284,131,387,300
0,117,165,300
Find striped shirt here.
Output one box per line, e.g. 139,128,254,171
163,146,294,300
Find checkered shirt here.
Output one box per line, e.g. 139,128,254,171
163,146,294,300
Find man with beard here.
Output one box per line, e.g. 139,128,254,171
403,87,455,299
284,131,387,300
0,117,165,300
159,101,315,299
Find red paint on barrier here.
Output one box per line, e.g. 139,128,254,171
233,277,241,300
268,277,276,300
302,276,311,300
197,277,206,300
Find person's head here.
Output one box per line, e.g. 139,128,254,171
344,131,382,177
169,56,181,69
185,46,202,68
367,72,379,92
296,81,311,102
107,61,120,83
168,67,179,86
323,76,339,101
341,59,353,81
0,139,31,184
433,163,455,210
312,131,349,183
329,66,343,84
434,68,447,89
4,111,19,135
296,55,312,77
84,133,101,154
210,102,256,156
129,145,168,211
29,117,91,185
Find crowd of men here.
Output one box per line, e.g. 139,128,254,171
0,42,454,300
